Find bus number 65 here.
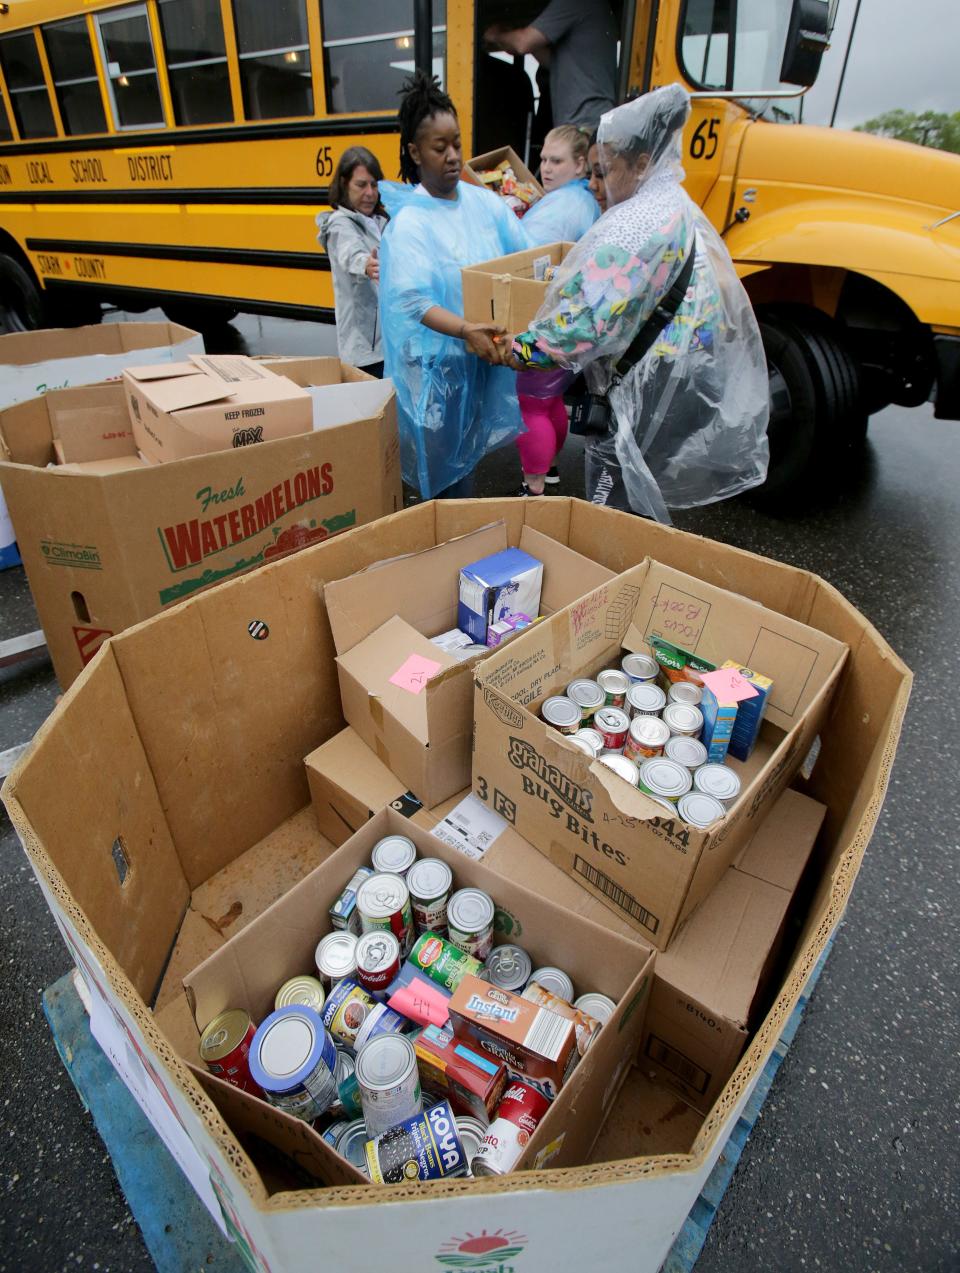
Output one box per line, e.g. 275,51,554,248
315,145,335,179
689,118,720,160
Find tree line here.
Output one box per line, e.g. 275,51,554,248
855,109,960,153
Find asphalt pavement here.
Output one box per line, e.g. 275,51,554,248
0,309,957,1272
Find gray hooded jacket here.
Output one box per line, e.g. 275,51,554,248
316,207,386,368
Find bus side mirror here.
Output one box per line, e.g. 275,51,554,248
780,0,831,86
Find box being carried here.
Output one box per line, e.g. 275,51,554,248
461,241,575,331
462,145,543,216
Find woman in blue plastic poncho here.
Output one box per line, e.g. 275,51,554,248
378,73,529,499
510,85,769,521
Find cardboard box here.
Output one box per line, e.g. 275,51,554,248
462,145,543,197
0,361,399,687
473,561,848,951
461,241,575,330
325,522,614,807
640,788,826,1113
1,498,910,1271
305,727,426,845
124,355,312,463
183,807,655,1178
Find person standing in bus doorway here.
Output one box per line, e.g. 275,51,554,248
483,1,618,132
378,72,529,501
513,125,599,495
316,148,389,377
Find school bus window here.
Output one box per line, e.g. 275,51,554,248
232,0,313,121
0,32,58,139
680,0,731,91
94,4,165,130
158,0,233,126
0,92,12,142
321,1,447,114
43,18,108,136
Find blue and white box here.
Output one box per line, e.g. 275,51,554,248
457,547,543,646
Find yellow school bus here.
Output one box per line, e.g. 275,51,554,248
0,0,957,497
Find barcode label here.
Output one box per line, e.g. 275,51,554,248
524,1007,570,1061
573,856,659,934
645,1034,710,1094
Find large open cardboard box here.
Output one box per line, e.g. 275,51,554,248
2,499,910,1273
0,357,399,687
461,241,575,330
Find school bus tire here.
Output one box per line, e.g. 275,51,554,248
0,253,43,334
750,314,820,508
161,302,240,333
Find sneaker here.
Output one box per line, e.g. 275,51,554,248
544,466,560,486
518,483,545,497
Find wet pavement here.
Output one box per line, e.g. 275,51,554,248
0,309,957,1271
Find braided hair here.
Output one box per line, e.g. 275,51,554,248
398,70,457,184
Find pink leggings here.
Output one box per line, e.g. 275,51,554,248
516,393,569,475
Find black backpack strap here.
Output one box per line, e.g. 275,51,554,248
611,233,697,386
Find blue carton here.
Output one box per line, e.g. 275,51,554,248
457,547,543,646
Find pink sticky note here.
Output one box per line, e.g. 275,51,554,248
388,979,450,1029
700,667,759,703
389,653,443,694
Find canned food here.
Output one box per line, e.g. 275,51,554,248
664,735,709,769
677,791,726,828
471,1081,550,1177
597,668,630,707
523,981,600,1057
335,1118,371,1174
329,865,374,935
447,888,496,961
320,1118,350,1147
315,931,359,988
526,965,574,1002
566,736,597,757
275,975,326,1014
199,1009,259,1094
356,872,414,957
352,1002,407,1052
621,652,659,683
409,931,482,992
668,681,703,707
573,992,617,1027
662,702,704,738
573,727,604,756
371,835,417,878
593,706,630,751
623,714,670,762
248,1005,338,1121
321,978,375,1052
355,1033,422,1137
541,695,582,734
333,1048,363,1118
626,682,667,717
365,1100,469,1183
456,1116,488,1175
637,756,693,803
565,678,605,721
598,753,640,785
693,763,742,804
355,931,401,1000
406,858,454,937
483,943,533,993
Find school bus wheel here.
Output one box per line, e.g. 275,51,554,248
0,254,43,335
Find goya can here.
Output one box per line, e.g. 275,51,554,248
626,681,667,717
409,931,482,992
371,835,417,878
565,678,605,722
693,763,742,805
275,975,326,1014
677,791,726,828
593,706,630,751
447,888,496,961
335,1119,370,1174
365,1099,468,1183
541,695,582,734
597,668,630,707
248,1005,338,1121
527,965,574,1002
623,714,670,762
621,652,659,683
315,931,358,988
637,757,693,803
484,943,533,993
355,1033,422,1137
471,1081,550,1177
573,727,604,756
356,872,414,957
406,858,454,937
456,1116,488,1176
664,735,709,769
355,930,401,1000
668,681,703,707
662,702,704,738
598,753,639,785
573,992,617,1027
199,1009,258,1094
321,977,376,1052
352,1002,407,1052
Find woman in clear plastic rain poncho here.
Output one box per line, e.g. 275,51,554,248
510,84,770,522
378,72,529,499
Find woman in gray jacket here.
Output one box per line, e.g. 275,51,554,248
316,147,389,376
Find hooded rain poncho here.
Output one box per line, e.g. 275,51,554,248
520,177,600,246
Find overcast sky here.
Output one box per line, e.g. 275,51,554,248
801,0,959,128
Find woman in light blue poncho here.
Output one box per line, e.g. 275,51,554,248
378,73,528,500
